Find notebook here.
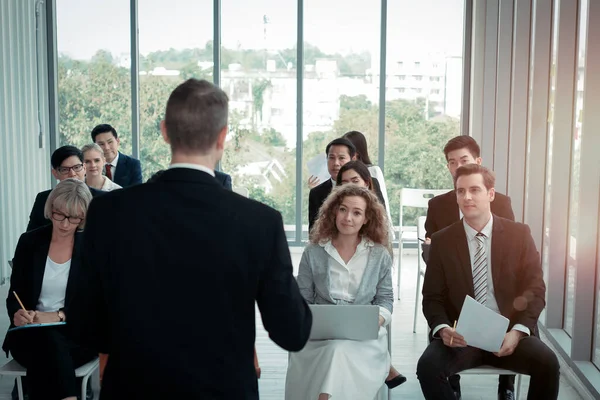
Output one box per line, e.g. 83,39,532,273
8,322,66,332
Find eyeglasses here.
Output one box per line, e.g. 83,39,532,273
56,164,84,175
51,212,83,225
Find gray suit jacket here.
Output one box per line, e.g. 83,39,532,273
296,242,394,314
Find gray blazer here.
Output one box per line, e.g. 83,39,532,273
297,242,394,314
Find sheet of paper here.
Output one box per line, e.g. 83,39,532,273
456,295,509,353
8,321,66,332
306,154,330,185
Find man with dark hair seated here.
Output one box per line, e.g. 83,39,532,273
417,164,559,400
26,145,104,232
91,124,143,187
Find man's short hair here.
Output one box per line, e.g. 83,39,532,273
91,124,118,141
164,79,229,154
51,146,84,169
325,138,356,158
443,135,481,160
454,164,496,190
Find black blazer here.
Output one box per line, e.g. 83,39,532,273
3,226,88,354
425,189,515,239
27,186,104,232
113,152,143,187
422,216,545,337
215,170,232,190
308,178,387,232
79,168,312,399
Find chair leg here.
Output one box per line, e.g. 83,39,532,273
396,245,402,300
515,373,522,400
413,270,422,333
82,373,89,400
16,376,24,400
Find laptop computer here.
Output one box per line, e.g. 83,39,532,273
308,304,380,341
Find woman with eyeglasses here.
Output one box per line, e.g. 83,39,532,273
3,179,97,400
82,143,122,192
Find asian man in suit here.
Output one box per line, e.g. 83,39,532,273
423,135,515,399
417,164,559,400
91,124,143,187
27,146,104,232
81,79,311,399
308,138,356,232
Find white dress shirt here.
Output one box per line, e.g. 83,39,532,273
37,257,71,312
169,163,215,177
432,214,530,338
323,238,392,324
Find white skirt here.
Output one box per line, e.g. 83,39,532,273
285,326,390,400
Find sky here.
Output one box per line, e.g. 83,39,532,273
56,0,465,61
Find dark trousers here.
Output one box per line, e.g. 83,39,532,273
416,337,560,400
9,327,95,400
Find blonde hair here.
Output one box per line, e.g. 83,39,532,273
44,178,93,229
310,184,388,246
81,143,105,160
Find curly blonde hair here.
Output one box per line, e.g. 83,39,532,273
310,184,389,246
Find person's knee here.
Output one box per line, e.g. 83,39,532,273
416,352,441,380
543,350,560,377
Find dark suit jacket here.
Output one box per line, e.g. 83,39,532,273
113,152,143,187
425,189,515,239
3,226,89,354
27,186,104,232
215,170,232,190
422,216,545,338
308,178,386,232
80,168,312,399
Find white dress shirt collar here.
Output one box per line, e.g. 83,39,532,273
169,163,215,177
108,151,120,167
463,213,493,239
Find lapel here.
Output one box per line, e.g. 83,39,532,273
31,226,53,306
453,222,475,297
446,191,461,225
64,231,83,307
114,152,126,182
490,215,504,289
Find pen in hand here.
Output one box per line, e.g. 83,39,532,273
449,320,457,346
13,291,34,325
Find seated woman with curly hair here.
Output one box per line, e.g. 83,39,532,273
285,184,394,400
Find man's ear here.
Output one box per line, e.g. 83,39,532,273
488,187,496,202
475,157,482,165
215,125,228,151
51,168,60,180
160,120,170,144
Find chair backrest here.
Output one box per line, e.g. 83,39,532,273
233,186,249,198
399,188,450,231
417,216,426,241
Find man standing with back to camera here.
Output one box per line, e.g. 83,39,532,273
81,79,312,399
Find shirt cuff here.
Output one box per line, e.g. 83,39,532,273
432,323,451,338
378,306,392,327
511,324,530,336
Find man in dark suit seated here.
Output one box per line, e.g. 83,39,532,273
91,124,143,187
417,164,559,400
80,78,312,399
308,138,357,232
215,170,232,190
423,135,516,399
26,145,104,232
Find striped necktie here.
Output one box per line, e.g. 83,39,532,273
473,232,487,304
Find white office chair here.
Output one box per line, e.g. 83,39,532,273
413,216,427,332
397,188,449,299
460,366,522,400
375,319,393,400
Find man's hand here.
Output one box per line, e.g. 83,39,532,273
425,237,431,244
308,175,320,189
440,327,467,347
494,330,526,357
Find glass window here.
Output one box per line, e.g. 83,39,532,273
56,0,132,153
303,0,381,238
138,0,213,181
384,0,465,228
564,0,587,337
220,0,297,239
